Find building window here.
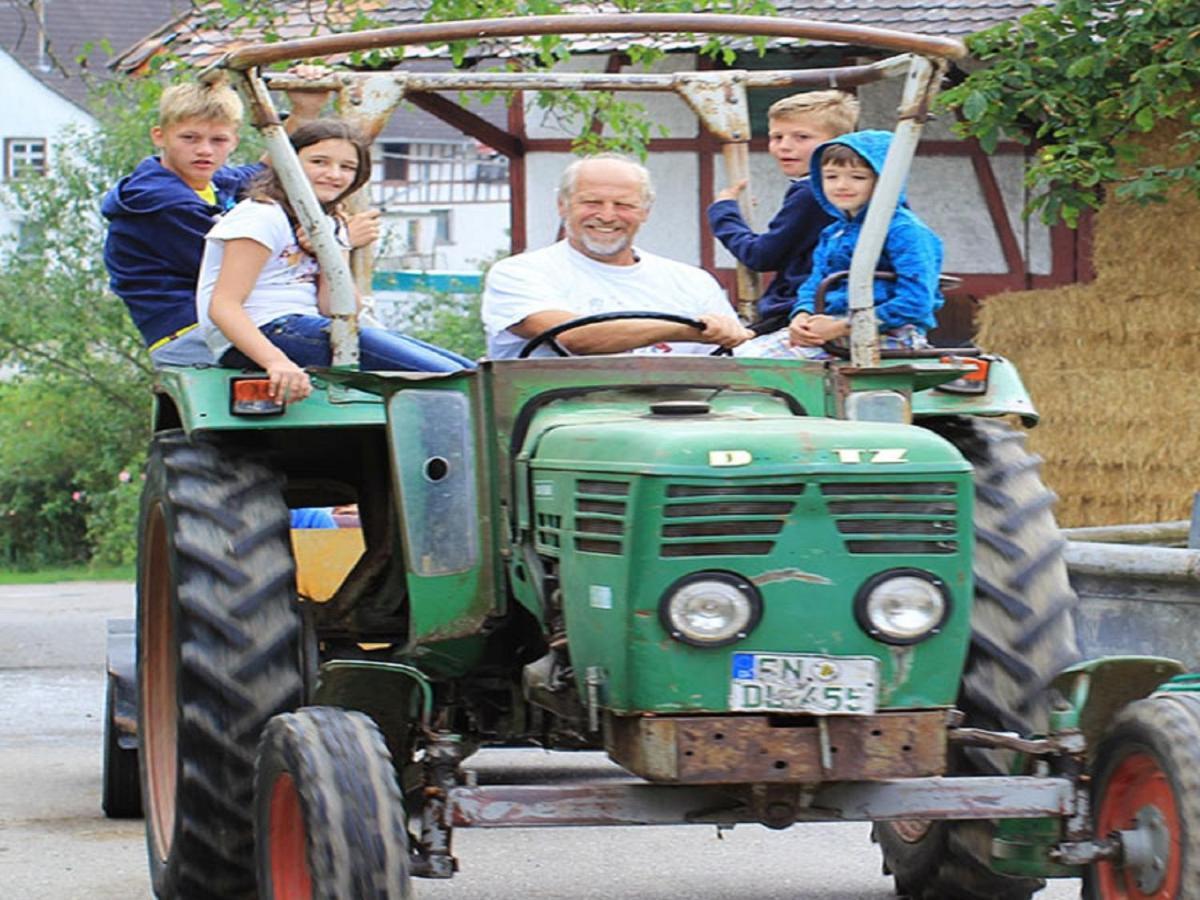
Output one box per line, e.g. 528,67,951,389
381,142,410,182
433,209,452,243
5,138,47,179
16,218,45,255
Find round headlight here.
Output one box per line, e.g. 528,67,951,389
659,572,762,648
855,569,950,645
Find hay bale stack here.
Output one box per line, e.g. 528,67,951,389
976,129,1200,527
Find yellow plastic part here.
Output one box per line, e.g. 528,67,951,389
291,528,365,602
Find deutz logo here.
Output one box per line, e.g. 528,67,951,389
709,450,753,467
834,448,908,463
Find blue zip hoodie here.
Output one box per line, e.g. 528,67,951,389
791,130,943,331
101,157,262,348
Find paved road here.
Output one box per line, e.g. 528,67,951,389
0,582,1082,899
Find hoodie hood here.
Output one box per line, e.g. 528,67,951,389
809,130,904,220
101,156,254,220
102,157,205,220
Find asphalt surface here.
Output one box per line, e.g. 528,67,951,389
0,581,1082,899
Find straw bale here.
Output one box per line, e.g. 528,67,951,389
975,126,1200,527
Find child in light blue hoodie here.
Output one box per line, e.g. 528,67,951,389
737,130,943,359
789,129,943,355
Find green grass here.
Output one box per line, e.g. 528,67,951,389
0,564,134,585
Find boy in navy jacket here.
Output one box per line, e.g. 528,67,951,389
102,77,377,366
707,91,859,321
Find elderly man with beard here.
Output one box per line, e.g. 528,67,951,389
482,154,752,359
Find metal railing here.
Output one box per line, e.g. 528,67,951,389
374,142,509,207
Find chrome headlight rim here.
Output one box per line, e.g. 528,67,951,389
853,568,951,646
658,570,763,649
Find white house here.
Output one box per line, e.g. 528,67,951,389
0,0,183,251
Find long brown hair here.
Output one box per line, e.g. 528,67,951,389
246,119,372,225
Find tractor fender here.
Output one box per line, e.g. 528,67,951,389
912,355,1038,425
1050,656,1186,752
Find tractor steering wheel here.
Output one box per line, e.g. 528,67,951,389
516,310,715,359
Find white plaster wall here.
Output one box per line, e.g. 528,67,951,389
525,150,702,265
523,53,700,141
711,150,790,268
440,202,510,270
0,51,93,247
517,56,1054,282
859,75,1051,276
603,53,699,140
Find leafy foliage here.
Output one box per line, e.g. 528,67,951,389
0,78,170,568
402,287,487,361
941,0,1200,226
0,74,260,569
204,0,776,157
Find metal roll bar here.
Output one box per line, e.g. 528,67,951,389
209,14,962,368
214,14,967,72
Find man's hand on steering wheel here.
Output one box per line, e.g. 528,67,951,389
696,313,754,349
517,310,751,359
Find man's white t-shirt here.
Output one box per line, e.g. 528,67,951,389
481,240,737,359
196,199,320,361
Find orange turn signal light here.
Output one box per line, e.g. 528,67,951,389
230,377,285,416
936,356,990,395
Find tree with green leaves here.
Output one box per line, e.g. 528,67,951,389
942,0,1200,226
0,79,183,569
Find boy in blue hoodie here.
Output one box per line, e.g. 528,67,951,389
102,77,376,366
785,130,943,356
708,91,859,321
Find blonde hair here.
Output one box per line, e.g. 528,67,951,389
768,90,859,136
157,78,244,129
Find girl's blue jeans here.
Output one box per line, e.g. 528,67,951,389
220,314,475,373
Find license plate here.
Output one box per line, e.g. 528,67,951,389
729,653,878,715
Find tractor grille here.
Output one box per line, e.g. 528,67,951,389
820,481,960,555
571,479,631,555
659,483,805,558
535,512,563,554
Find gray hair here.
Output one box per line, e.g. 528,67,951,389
557,152,656,208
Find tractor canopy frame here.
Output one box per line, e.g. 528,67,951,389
203,13,962,367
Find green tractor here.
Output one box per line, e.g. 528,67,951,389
128,15,1200,900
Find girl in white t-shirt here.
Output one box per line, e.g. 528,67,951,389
197,119,473,402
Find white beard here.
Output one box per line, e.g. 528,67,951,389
569,220,632,259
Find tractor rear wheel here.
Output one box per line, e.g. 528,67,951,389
255,706,412,899
875,416,1081,900
1084,693,1200,899
137,431,303,899
102,671,142,818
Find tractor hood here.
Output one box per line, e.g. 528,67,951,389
525,402,971,479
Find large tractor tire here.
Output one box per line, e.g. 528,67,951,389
255,707,412,899
875,416,1082,900
1084,693,1200,900
137,431,303,899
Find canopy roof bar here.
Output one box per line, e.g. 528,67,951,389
263,59,902,95
215,13,966,72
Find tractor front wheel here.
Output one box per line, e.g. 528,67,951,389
255,706,413,899
137,432,303,899
1085,693,1200,899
